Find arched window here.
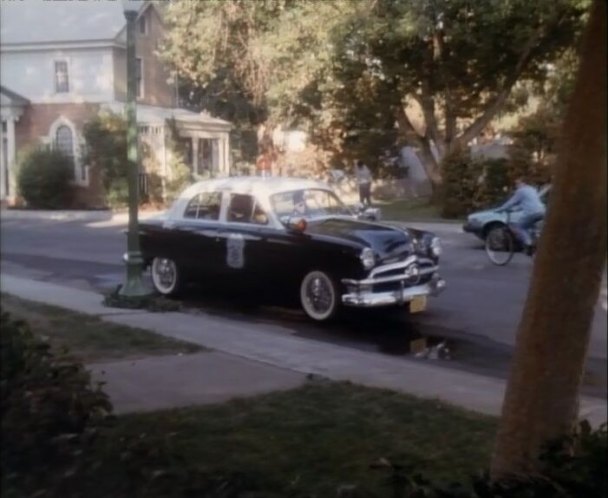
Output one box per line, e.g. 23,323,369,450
55,125,74,164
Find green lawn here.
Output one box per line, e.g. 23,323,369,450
87,382,497,497
0,294,203,362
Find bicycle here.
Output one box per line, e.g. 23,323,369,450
485,210,542,266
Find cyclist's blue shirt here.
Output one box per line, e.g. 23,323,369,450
498,185,546,216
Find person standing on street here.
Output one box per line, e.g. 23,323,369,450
355,160,373,206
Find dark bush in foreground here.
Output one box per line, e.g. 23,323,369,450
368,421,607,498
16,147,74,209
0,310,112,496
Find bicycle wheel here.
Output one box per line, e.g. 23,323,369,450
485,226,515,266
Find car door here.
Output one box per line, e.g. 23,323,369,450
176,191,225,279
214,193,265,284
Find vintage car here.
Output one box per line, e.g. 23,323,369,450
463,184,551,241
139,177,446,321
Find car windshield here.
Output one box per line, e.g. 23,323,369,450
270,188,352,221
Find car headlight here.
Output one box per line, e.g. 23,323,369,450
360,247,375,270
430,237,442,257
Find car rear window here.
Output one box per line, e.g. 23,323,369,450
184,192,222,220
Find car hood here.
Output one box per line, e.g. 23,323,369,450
305,218,414,261
468,208,508,224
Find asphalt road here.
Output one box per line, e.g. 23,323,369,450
1,216,606,396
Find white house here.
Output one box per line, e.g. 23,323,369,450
0,0,232,207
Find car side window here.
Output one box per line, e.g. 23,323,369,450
184,192,222,220
227,194,268,225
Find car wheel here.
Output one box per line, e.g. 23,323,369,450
300,270,340,322
151,257,182,296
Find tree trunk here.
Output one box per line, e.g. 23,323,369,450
491,0,606,479
394,105,443,193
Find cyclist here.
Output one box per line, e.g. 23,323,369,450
495,177,546,256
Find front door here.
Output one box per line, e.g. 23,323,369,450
216,193,272,286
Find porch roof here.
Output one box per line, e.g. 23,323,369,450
0,86,30,107
102,102,232,130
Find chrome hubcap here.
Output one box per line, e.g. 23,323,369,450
154,258,176,291
306,276,333,313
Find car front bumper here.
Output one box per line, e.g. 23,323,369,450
462,221,478,233
462,221,484,239
341,273,446,308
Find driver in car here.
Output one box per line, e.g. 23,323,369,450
293,191,308,216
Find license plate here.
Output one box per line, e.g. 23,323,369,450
409,295,427,313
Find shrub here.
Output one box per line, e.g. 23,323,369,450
16,147,74,209
82,112,129,208
0,310,112,496
84,113,194,209
472,158,511,210
440,150,483,218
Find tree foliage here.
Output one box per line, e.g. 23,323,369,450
162,0,588,185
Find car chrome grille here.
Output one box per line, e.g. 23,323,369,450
342,255,438,289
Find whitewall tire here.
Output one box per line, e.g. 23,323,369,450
151,257,182,296
300,270,339,322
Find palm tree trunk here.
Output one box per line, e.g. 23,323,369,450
490,0,606,479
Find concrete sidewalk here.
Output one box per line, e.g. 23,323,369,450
2,274,606,424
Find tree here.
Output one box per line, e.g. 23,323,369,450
162,0,587,186
491,0,606,478
319,0,588,189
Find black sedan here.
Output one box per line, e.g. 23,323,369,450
138,177,446,321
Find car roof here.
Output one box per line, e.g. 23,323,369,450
167,176,335,221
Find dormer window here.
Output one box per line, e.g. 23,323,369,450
139,15,148,35
54,61,69,93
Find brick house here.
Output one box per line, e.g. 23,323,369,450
0,0,232,207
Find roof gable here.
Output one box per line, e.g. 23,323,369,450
0,0,157,47
0,86,30,106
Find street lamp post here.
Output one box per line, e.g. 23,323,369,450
119,0,149,298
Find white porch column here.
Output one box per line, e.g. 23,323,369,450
216,138,224,176
192,136,199,176
211,139,219,177
6,117,16,201
221,136,230,176
0,120,6,200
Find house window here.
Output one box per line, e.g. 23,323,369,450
54,61,69,93
139,15,148,35
136,57,143,98
55,125,74,164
